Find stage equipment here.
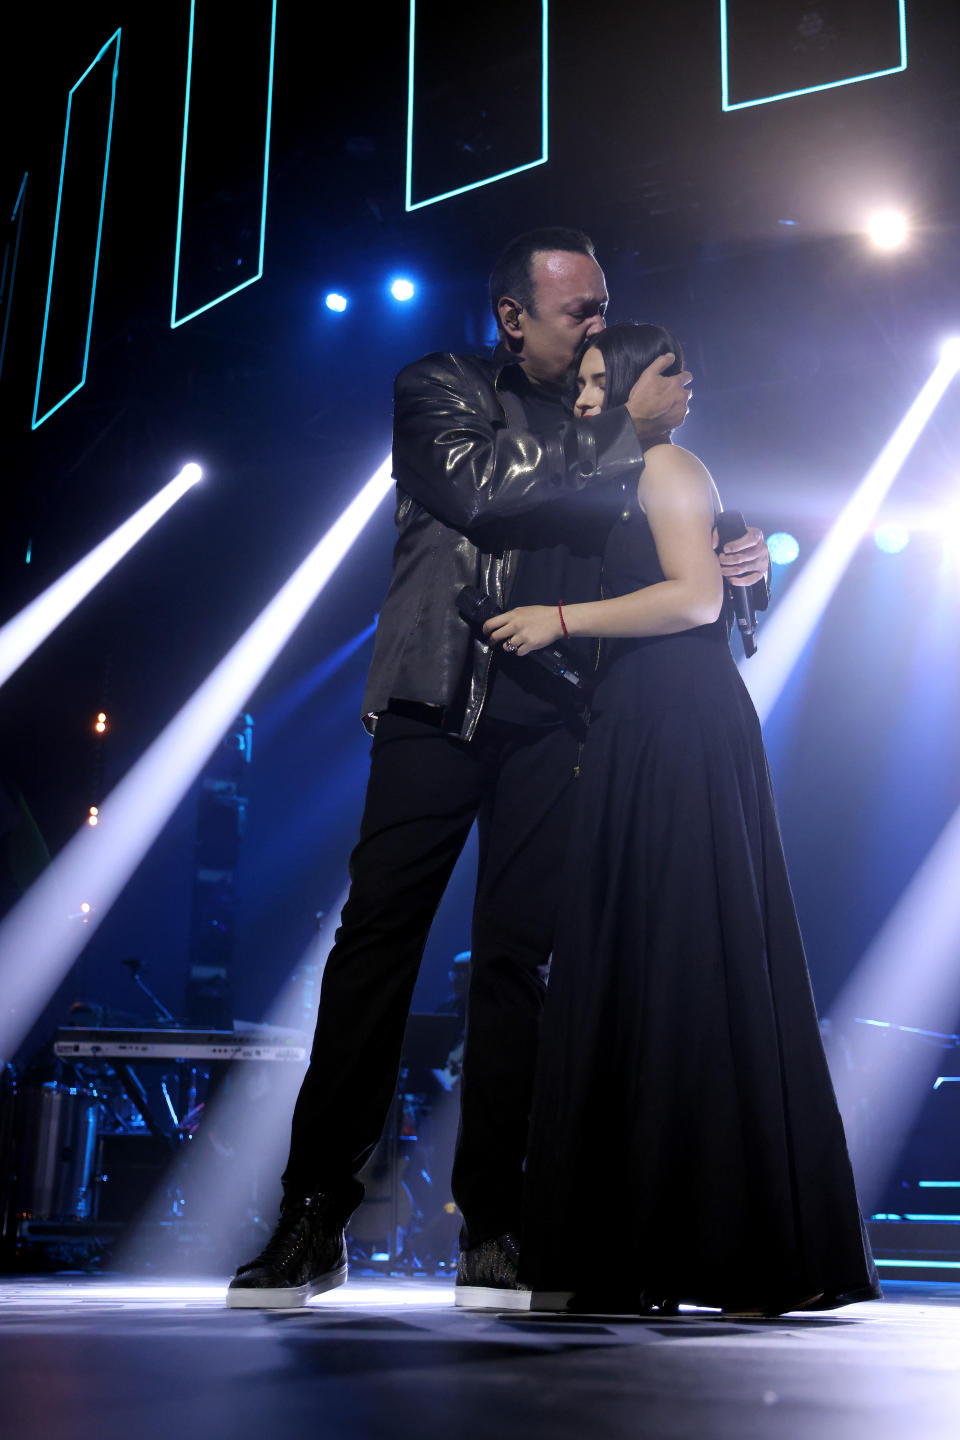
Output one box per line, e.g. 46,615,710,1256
54,1026,308,1065
19,1082,101,1222
389,279,416,302
0,464,202,691
742,344,960,721
325,293,348,312
0,454,393,1064
184,715,253,1030
715,510,765,659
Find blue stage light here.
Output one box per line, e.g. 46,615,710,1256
390,278,416,302
874,523,910,554
325,293,348,313
766,532,800,566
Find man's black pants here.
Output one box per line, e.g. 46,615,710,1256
281,705,580,1243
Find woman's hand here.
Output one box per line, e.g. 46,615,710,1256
714,524,770,586
482,605,564,655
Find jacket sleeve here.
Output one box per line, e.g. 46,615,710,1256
391,352,643,533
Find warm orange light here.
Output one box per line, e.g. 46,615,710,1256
87,815,99,827
97,713,106,722
80,902,91,914
95,721,106,734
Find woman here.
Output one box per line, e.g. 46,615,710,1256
483,323,880,1315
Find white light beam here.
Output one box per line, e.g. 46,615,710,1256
0,456,393,1062
829,801,960,1208
742,350,960,722
0,463,203,690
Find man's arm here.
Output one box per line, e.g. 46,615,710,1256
392,353,642,534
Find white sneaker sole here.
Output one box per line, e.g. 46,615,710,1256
226,1263,348,1309
455,1285,573,1312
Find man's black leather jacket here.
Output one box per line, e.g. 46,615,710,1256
361,346,645,739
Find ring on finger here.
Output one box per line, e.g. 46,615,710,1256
504,641,516,653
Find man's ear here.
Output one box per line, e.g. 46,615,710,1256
496,296,524,344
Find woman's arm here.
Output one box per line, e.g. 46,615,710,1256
483,445,724,653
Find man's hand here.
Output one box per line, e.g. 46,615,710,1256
482,605,564,656
625,353,693,440
713,524,770,587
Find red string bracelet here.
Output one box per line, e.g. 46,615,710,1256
558,600,569,637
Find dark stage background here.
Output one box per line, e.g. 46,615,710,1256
1,0,959,1059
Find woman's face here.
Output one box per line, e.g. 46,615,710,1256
575,346,605,417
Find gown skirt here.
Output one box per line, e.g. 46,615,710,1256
521,506,880,1312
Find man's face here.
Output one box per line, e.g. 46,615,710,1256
502,251,608,385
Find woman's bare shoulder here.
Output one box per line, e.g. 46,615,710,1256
640,443,716,503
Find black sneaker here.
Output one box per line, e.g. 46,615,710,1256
226,1192,348,1309
454,1233,571,1312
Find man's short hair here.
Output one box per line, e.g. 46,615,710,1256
488,226,596,328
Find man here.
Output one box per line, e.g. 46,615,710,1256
227,227,768,1310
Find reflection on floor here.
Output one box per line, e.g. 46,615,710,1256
2,1276,959,1440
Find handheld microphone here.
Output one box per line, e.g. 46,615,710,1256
715,510,765,659
456,586,589,691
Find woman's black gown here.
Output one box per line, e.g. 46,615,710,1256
521,496,880,1312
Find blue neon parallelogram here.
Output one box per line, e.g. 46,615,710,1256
32,34,121,429
0,173,28,386
405,0,548,212
170,0,277,328
720,0,907,112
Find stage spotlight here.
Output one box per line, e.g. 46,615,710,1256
866,210,909,252
874,523,910,554
941,337,960,366
0,464,203,691
325,293,348,313
94,712,108,734
766,532,800,566
0,455,393,1064
742,346,960,722
87,807,99,827
390,278,416,302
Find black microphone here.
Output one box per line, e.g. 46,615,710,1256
715,510,765,659
456,586,590,691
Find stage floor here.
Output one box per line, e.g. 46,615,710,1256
2,1275,959,1440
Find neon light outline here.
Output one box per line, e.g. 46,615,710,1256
171,0,278,328
405,0,548,211
874,1258,960,1269
32,34,121,429
0,173,27,385
720,0,907,112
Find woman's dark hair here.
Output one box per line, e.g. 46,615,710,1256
578,322,684,409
